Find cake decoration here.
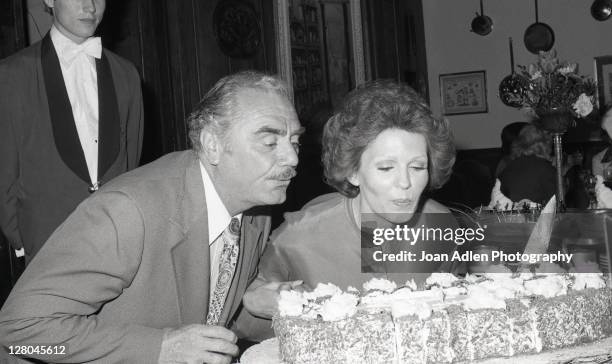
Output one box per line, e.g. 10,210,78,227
523,274,568,298
425,273,458,288
363,277,398,293
404,278,418,291
319,292,358,321
463,285,507,310
303,282,341,300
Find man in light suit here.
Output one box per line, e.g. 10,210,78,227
0,0,144,263
0,71,303,363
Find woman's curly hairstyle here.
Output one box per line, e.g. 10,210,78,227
322,80,456,198
510,123,552,160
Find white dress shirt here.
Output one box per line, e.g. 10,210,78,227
199,162,242,297
50,26,101,186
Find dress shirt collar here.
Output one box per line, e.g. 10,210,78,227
50,25,102,68
199,161,242,245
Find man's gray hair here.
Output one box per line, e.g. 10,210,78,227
187,71,292,152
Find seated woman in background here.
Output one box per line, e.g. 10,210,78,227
489,123,556,209
495,121,527,177
249,80,458,299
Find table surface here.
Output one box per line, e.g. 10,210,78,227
240,336,612,364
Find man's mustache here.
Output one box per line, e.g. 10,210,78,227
270,169,297,180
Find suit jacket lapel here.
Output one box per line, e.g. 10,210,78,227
96,51,120,181
41,33,90,184
168,154,264,326
170,155,210,324
219,216,261,325
602,146,612,163
171,216,210,324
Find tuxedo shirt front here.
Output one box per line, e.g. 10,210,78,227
50,26,101,185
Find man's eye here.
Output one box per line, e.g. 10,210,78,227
291,141,301,150
263,137,277,147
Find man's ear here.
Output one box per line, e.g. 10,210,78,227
42,0,54,9
200,128,222,165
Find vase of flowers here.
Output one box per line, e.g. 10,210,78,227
535,107,574,133
512,50,597,210
515,50,597,132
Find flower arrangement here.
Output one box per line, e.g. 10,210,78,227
513,50,597,120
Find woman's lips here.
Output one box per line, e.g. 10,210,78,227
392,199,413,207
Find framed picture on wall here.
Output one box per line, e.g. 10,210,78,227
595,56,612,111
439,70,488,115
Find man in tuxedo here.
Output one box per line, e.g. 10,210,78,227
0,0,143,263
0,70,303,363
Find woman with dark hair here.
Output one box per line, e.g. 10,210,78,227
490,123,556,208
495,122,528,177
250,80,458,295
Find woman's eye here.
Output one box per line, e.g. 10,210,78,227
410,165,427,171
377,166,393,171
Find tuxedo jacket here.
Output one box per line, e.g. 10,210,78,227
0,33,144,260
0,151,271,363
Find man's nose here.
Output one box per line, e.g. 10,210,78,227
279,141,299,167
82,0,97,13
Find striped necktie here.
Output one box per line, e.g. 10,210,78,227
206,217,241,325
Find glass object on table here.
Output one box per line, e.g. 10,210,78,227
581,171,598,209
562,238,599,268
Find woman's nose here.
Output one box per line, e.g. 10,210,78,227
397,168,412,189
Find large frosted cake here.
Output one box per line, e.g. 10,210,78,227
273,269,612,364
